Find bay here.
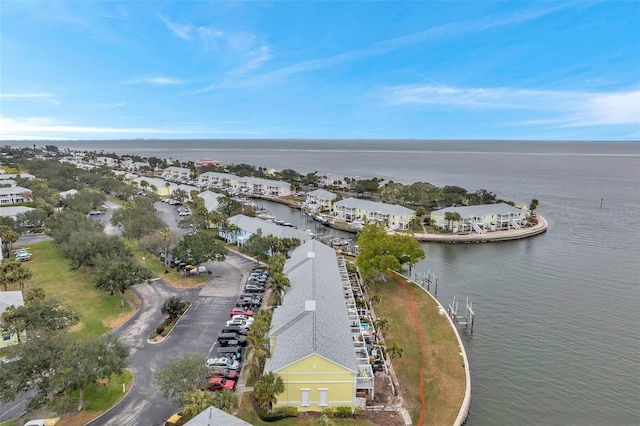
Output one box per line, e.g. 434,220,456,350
14,139,640,425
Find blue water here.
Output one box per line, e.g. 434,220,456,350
11,139,640,425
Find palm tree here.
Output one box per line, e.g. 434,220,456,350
267,254,286,275
211,389,239,413
368,292,381,306
0,258,33,291
387,342,404,361
374,318,390,334
181,389,216,420
254,372,285,411
25,287,46,304
225,223,241,244
269,272,290,306
160,227,173,271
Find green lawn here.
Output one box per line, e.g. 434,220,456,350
23,240,133,339
371,273,466,426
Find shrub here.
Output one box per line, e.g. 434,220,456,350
335,406,352,418
164,317,172,325
321,407,335,417
156,325,165,334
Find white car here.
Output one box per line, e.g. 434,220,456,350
225,318,251,327
205,356,240,370
230,315,254,324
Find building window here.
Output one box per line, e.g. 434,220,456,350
319,389,328,406
301,389,310,407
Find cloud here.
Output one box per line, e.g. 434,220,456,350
0,116,263,140
125,76,187,85
1,93,61,105
198,3,573,92
157,13,192,40
383,83,640,128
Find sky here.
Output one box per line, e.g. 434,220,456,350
0,1,639,141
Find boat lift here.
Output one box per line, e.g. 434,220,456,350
447,296,475,335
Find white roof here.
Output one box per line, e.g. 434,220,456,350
430,203,524,218
334,197,414,216
0,186,31,195
269,240,358,373
184,406,251,426
307,189,337,201
163,166,190,174
198,190,224,212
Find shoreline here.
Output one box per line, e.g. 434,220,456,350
254,194,548,243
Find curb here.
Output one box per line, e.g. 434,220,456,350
394,271,471,426
147,302,192,345
84,368,136,425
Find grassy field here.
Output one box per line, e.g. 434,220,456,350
19,240,134,339
371,273,466,426
56,370,134,426
132,247,210,289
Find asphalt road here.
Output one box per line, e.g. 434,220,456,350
92,201,257,425
2,198,258,424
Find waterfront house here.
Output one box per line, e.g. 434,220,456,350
0,291,25,348
267,240,372,412
194,159,221,169
220,214,311,246
162,166,191,182
332,197,416,230
0,186,32,205
304,189,337,212
430,203,528,233
235,177,293,197
196,171,239,189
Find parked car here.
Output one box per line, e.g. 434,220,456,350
164,413,184,426
229,307,254,317
230,315,254,324
225,318,251,327
206,367,238,380
217,346,242,360
221,325,248,335
189,266,207,275
217,332,247,346
205,356,240,370
207,376,236,392
244,285,264,293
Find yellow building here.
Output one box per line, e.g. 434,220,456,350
267,240,362,412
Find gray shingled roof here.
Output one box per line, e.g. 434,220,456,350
307,189,337,201
198,190,223,212
0,206,35,218
0,291,24,315
430,202,524,218
184,406,252,426
0,186,31,195
333,197,414,215
227,214,311,241
269,240,358,373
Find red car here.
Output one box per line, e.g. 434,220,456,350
207,376,236,392
229,307,254,318
207,367,238,380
